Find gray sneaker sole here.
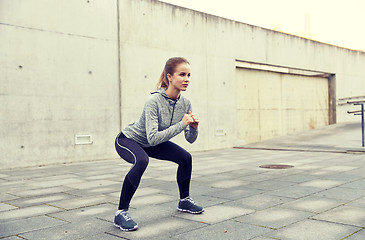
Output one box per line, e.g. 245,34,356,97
177,208,204,214
114,223,138,231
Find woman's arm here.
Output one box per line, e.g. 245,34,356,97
145,101,186,146
184,106,198,144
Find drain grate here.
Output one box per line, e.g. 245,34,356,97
259,164,294,169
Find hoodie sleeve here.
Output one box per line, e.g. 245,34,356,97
184,102,198,144
145,99,186,146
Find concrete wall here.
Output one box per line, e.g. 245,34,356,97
0,0,120,169
1,0,365,169
236,68,329,144
118,0,365,152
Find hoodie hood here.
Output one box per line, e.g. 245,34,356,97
152,88,180,104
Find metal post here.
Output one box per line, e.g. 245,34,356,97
361,103,364,147
349,101,365,147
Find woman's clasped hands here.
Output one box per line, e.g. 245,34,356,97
182,111,199,128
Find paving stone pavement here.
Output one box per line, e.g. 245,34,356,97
1,123,365,239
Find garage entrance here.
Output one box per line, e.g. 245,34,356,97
236,62,334,144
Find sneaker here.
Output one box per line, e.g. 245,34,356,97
114,210,138,231
177,197,204,214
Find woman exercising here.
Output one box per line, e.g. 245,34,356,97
114,57,204,231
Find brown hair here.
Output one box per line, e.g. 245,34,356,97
156,57,190,89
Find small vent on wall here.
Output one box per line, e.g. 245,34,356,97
75,135,93,145
215,129,226,136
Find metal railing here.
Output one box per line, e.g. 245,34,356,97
347,99,365,147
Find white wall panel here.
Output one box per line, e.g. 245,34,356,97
236,68,329,144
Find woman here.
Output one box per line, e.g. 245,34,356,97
114,57,204,231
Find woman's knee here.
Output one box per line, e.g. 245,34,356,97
135,155,149,170
139,155,149,167
178,151,192,166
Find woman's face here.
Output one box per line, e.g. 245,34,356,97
167,63,191,92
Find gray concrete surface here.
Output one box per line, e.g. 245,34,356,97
240,122,365,153
1,123,365,239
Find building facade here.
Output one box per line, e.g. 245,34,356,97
1,0,364,169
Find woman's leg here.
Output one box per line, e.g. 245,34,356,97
115,134,149,210
143,141,192,199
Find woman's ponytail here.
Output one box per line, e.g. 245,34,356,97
156,70,169,89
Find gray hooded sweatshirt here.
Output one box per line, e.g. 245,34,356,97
121,88,198,147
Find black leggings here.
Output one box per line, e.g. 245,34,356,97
115,133,192,210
